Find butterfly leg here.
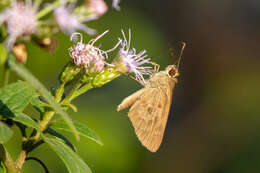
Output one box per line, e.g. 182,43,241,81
128,75,146,86
150,61,160,72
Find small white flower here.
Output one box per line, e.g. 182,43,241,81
112,0,121,11
0,0,38,49
55,0,96,35
69,31,121,72
116,30,152,84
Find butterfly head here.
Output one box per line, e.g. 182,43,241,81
165,65,179,78
165,42,185,79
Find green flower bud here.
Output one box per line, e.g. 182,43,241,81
59,61,84,85
92,68,121,87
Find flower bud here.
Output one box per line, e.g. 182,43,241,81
92,68,121,87
59,62,84,85
86,0,107,17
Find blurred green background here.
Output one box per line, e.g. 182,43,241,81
3,0,260,172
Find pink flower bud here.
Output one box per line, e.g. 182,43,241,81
88,0,108,17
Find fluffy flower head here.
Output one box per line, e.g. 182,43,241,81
0,0,38,48
55,0,96,35
69,31,120,72
115,30,152,84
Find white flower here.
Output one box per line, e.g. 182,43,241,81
116,30,152,83
69,31,121,72
112,0,120,11
0,0,38,49
54,0,96,35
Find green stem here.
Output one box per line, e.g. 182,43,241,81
3,64,10,86
39,111,55,131
34,0,43,6
55,82,65,103
15,150,26,172
33,111,55,140
0,145,19,173
36,1,60,19
35,0,74,19
70,82,93,101
61,81,82,104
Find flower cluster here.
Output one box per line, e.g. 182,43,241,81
69,30,152,84
0,0,121,50
69,31,119,72
0,0,38,49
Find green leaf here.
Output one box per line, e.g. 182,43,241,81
12,113,40,131
30,96,45,114
0,81,36,117
43,135,92,173
51,119,103,146
0,161,7,173
0,81,40,130
0,44,7,66
0,121,13,143
45,127,77,152
8,55,79,139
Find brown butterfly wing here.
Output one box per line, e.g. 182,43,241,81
128,83,174,152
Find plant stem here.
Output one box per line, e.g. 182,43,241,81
2,64,10,86
33,111,55,140
70,82,93,101
36,1,60,19
34,0,43,7
15,150,26,172
55,82,65,102
35,0,74,19
39,111,55,131
0,145,18,173
61,81,82,104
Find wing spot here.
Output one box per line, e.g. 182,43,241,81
147,107,153,114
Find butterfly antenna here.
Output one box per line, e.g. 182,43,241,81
177,42,186,69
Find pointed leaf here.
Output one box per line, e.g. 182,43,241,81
51,120,103,146
12,113,40,130
8,55,79,139
43,135,92,173
0,121,13,143
0,81,36,117
45,127,77,152
30,96,45,114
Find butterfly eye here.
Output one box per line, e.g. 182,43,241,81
168,67,177,77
